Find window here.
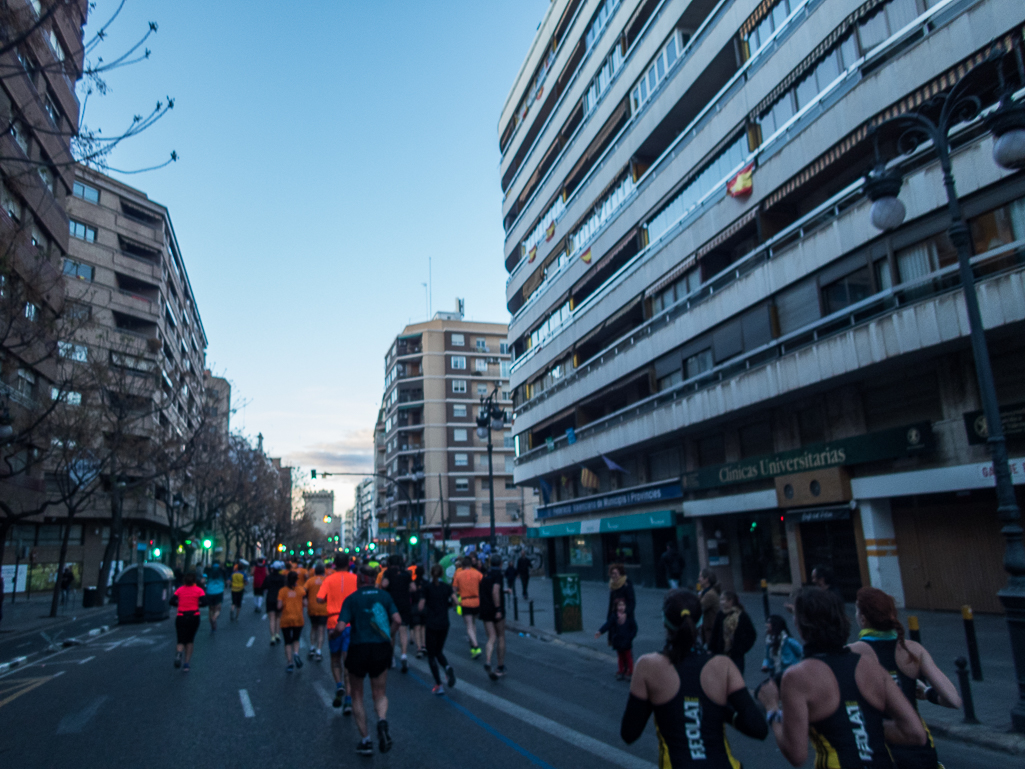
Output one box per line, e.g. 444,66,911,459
48,30,65,62
453,428,468,442
455,504,472,517
821,267,872,315
658,370,683,391
453,404,467,417
631,30,686,113
477,384,488,396
475,338,487,351
570,171,636,256
454,453,468,467
50,387,82,406
504,434,515,448
584,41,625,116
2,180,22,220
474,358,488,372
16,368,36,396
970,195,1025,253
504,456,515,473
69,220,96,242
451,333,465,346
499,342,509,354
73,181,99,203
11,122,29,154
44,94,60,126
452,379,467,394
451,356,466,370
500,361,511,378
684,349,713,380
744,0,793,56
24,302,38,321
507,503,521,520
455,478,470,493
38,165,54,194
585,0,621,51
58,341,88,362
62,259,93,281
66,302,90,321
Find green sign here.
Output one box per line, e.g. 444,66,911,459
681,422,933,491
964,402,1025,445
553,573,582,633
531,509,675,538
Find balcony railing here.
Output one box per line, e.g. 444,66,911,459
515,239,1025,466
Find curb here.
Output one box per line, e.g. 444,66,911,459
507,620,616,663
1,623,112,670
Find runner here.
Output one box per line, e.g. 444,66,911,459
202,560,226,633
418,564,456,695
340,565,401,756
278,570,307,673
622,589,767,764
380,554,415,672
452,556,483,659
252,557,267,612
479,554,509,680
305,562,328,660
756,587,925,767
409,566,426,658
263,561,286,645
171,572,206,673
850,587,961,769
318,553,359,713
229,563,246,622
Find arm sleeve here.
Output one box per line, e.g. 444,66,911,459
598,620,610,634
620,694,653,744
726,689,768,740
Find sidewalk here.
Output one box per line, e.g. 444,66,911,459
506,577,1025,755
0,591,112,642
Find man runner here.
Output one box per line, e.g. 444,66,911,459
251,557,267,612
380,554,414,672
452,557,483,658
305,562,328,660
318,554,358,713
340,565,401,756
229,563,246,622
479,555,509,680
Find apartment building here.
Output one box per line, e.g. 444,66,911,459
352,476,376,549
374,306,530,548
204,370,231,436
501,0,1025,608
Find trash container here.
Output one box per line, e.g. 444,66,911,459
552,573,582,633
82,586,98,608
113,563,174,624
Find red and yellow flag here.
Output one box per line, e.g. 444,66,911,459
580,247,592,264
727,163,754,198
528,245,538,263
580,468,600,489
545,221,556,242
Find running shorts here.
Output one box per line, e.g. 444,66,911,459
397,607,412,626
480,609,499,623
329,625,351,655
409,609,425,627
231,591,243,607
282,626,303,644
206,593,224,606
176,612,200,644
309,615,327,627
345,643,392,678
253,585,264,596
460,605,479,616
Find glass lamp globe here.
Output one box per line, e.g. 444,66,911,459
477,426,489,439
993,128,1025,170
870,196,906,231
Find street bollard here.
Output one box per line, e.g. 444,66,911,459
529,599,535,627
761,579,770,622
513,594,519,622
961,605,983,681
955,657,979,724
908,615,921,643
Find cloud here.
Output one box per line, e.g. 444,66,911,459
284,430,375,477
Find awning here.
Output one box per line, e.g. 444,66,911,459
529,509,676,538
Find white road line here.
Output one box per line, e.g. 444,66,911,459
411,660,655,769
78,656,95,665
312,681,334,709
56,695,107,734
141,628,152,634
239,689,255,718
53,670,65,678
246,636,255,648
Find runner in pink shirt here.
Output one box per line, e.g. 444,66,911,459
172,572,206,672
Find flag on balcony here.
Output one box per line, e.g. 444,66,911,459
580,467,600,489
602,454,627,473
536,84,544,101
545,436,555,452
538,477,552,505
727,162,755,198
528,245,538,263
566,427,576,445
545,221,556,242
580,247,592,264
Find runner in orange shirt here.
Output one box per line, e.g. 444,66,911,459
277,571,307,674
305,562,329,661
452,559,483,659
318,553,359,712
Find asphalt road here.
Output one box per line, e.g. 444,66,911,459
0,595,1019,768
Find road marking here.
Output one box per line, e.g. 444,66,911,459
262,614,268,621
410,660,654,769
313,681,335,709
78,656,95,665
239,689,255,718
56,695,108,734
0,677,56,710
141,628,152,634
17,642,31,649
246,636,255,648
52,671,64,678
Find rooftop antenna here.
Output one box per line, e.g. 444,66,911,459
428,255,432,318
422,283,429,320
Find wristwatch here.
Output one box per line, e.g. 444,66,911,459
766,708,783,725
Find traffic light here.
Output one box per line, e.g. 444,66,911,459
202,538,212,549
409,533,419,546
152,547,161,558
311,469,317,479
367,542,376,551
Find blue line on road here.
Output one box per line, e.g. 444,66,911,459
408,670,558,769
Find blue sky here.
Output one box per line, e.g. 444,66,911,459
82,0,550,508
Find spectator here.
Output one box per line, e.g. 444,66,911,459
658,543,684,589
516,551,532,598
697,568,720,648
60,567,75,607
811,563,844,603
504,560,518,592
710,590,757,674
606,563,636,624
595,596,638,680
761,614,803,685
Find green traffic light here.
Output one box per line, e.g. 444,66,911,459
289,549,294,555
153,547,161,557
184,539,192,545
202,538,212,549
367,542,376,551
409,534,419,546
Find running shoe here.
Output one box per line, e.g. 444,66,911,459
333,687,344,708
315,650,323,662
470,646,482,659
182,663,190,673
377,719,393,753
415,648,424,659
294,653,304,669
446,665,456,688
270,638,276,646
400,656,408,674
173,651,183,669
343,696,353,716
356,738,374,756
497,665,507,678
432,684,445,695
485,663,499,681
308,648,315,659
286,664,294,674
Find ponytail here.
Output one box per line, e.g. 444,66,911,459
856,587,918,663
662,589,703,664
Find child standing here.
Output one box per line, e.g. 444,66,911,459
595,597,638,680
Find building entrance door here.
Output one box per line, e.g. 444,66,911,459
799,516,862,602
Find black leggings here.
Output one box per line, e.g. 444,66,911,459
176,613,200,644
425,626,449,685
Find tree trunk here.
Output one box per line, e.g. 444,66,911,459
49,515,74,618
95,488,124,602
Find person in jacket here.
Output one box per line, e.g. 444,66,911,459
606,563,636,624
658,543,684,589
516,552,532,598
697,568,721,648
504,560,518,592
596,597,638,679
761,614,803,685
709,590,757,674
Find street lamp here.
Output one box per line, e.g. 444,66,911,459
863,44,1025,731
476,383,507,549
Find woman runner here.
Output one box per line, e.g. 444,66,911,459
278,571,307,673
263,561,286,645
850,587,961,769
418,564,457,695
757,587,925,767
172,572,205,672
621,589,767,766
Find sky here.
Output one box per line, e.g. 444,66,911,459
80,0,551,510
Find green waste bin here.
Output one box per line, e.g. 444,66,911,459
552,573,582,633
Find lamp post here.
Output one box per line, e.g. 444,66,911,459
476,383,508,550
863,45,1025,731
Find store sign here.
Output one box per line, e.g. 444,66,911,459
681,422,933,491
532,509,675,538
536,481,682,520
964,402,1025,445
787,506,851,524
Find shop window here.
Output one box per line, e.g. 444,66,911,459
605,532,642,565
739,513,792,588
570,537,594,566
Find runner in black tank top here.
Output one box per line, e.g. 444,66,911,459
808,649,893,768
